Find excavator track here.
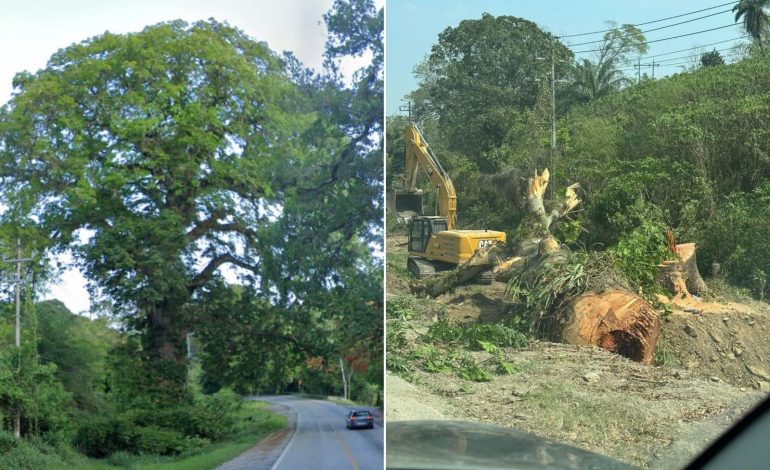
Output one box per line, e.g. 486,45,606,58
408,256,437,279
477,270,494,285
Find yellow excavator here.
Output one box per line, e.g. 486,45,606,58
389,124,506,279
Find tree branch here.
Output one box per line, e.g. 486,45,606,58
190,253,259,292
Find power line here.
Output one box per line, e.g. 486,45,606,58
572,24,739,54
621,50,744,71
566,8,732,47
632,37,746,60
647,45,742,64
558,2,735,38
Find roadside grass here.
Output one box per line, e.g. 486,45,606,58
514,379,661,466
38,401,286,470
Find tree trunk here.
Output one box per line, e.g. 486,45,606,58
657,243,708,298
558,290,661,365
144,303,188,402
339,357,348,400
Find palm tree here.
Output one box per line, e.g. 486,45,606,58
733,0,770,46
572,57,631,102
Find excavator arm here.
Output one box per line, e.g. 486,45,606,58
399,125,457,229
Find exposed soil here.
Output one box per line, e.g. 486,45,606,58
659,295,770,389
386,231,770,468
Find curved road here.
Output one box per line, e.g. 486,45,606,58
260,396,383,470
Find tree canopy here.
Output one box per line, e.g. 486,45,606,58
0,0,383,401
410,14,573,171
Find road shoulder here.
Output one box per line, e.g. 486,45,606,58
216,402,298,470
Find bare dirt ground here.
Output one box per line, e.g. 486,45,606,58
386,233,770,468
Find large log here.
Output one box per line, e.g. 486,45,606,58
558,290,661,365
412,245,503,297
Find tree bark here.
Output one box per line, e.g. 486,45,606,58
339,357,348,400
657,243,708,298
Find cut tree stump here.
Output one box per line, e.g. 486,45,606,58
558,290,661,365
658,243,708,298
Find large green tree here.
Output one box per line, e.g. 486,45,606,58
0,10,381,400
409,14,573,172
194,0,384,400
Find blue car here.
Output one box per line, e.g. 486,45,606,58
346,410,374,430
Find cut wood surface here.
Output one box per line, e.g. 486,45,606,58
658,243,708,298
559,290,661,365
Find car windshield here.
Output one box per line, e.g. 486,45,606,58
353,411,371,417
384,2,770,468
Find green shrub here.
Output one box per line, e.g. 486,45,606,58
74,414,136,458
687,185,770,290
0,429,18,452
0,438,67,470
609,219,671,293
106,450,137,468
134,426,187,456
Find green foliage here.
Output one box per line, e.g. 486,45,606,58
426,319,529,349
701,49,725,67
74,415,136,458
569,22,647,105
134,427,189,456
457,354,492,382
36,300,117,410
0,429,18,452
733,0,770,44
0,0,383,404
609,220,672,292
507,252,589,319
410,13,572,171
0,343,72,444
682,183,770,289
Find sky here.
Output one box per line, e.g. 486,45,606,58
386,0,746,115
0,0,381,314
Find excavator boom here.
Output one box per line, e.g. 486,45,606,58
388,125,457,229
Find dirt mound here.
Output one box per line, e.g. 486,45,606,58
659,296,770,389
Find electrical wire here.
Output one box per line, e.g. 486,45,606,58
619,50,744,71
572,24,739,54
558,2,735,38
629,37,746,60
566,8,732,47
644,44,743,64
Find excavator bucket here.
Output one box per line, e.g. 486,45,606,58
387,189,424,222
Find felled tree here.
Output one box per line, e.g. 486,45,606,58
504,170,662,364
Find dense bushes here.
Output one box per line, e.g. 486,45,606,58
74,415,136,458
74,388,241,458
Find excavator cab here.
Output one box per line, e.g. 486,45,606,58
407,216,448,254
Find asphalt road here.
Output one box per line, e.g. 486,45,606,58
259,395,383,470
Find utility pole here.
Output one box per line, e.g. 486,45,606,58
399,100,412,120
635,59,658,80
636,56,641,83
536,45,568,198
4,239,32,438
